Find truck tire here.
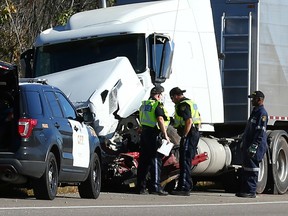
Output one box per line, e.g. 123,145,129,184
78,153,101,199
256,153,268,194
269,130,288,194
33,152,58,200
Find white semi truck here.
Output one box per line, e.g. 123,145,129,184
21,0,288,194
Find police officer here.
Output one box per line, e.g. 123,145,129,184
169,87,201,196
137,85,170,195
236,90,268,198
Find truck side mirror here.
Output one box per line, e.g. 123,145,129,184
150,34,174,83
160,40,174,80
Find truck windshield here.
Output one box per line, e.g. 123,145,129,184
34,34,146,77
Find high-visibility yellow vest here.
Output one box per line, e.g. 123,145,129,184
174,99,201,128
139,99,170,128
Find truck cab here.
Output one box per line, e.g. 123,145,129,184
21,0,223,134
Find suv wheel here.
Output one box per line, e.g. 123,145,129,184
78,153,101,199
33,152,58,200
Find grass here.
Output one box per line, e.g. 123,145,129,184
0,184,79,198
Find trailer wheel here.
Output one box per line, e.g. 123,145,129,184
269,130,288,194
256,153,268,194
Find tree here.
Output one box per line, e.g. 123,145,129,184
0,0,115,65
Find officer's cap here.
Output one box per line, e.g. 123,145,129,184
150,85,164,95
248,90,265,99
169,87,186,97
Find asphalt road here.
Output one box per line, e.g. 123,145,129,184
0,189,288,216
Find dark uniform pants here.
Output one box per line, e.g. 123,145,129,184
178,128,200,191
137,128,162,192
240,155,259,195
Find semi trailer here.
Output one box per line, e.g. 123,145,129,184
21,0,288,194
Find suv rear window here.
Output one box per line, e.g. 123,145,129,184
26,91,42,115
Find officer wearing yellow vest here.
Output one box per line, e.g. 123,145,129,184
169,87,201,196
137,85,170,196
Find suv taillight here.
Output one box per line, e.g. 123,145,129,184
18,118,38,138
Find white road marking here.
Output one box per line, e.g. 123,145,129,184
1,201,288,210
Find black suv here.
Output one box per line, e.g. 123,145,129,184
0,61,101,200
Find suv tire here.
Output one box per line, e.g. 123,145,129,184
78,153,101,199
33,152,59,200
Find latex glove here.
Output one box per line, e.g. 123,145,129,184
247,144,258,158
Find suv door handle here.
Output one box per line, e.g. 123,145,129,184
54,122,60,128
